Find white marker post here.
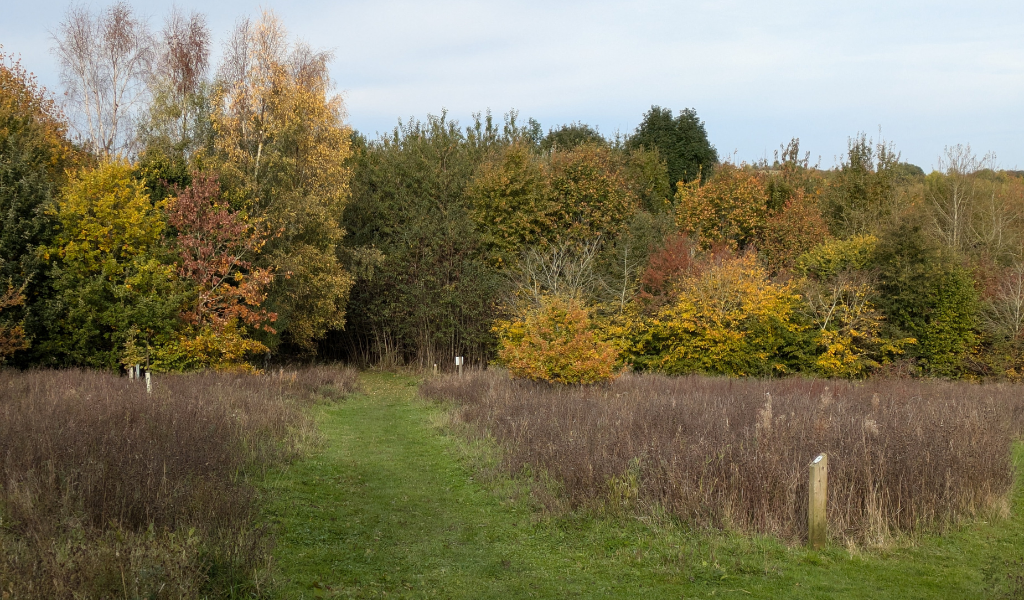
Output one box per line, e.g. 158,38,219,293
433,363,438,376
455,356,463,378
145,371,152,394
808,453,827,549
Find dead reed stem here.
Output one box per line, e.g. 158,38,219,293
422,371,1020,545
0,365,358,598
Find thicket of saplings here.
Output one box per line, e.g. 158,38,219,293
0,367,358,599
422,370,1023,546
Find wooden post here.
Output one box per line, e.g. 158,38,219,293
145,371,152,394
455,356,463,378
433,363,438,376
808,453,827,549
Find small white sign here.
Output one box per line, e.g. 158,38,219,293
455,356,463,366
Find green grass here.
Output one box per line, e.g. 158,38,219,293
262,372,1024,599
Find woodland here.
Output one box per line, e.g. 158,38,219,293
1,4,1023,382
6,5,1024,598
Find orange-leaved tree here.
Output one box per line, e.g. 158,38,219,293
155,173,276,371
675,164,769,251
495,295,619,384
0,283,28,362
760,189,831,274
547,143,638,244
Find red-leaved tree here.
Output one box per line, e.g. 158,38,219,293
148,173,277,371
167,172,276,333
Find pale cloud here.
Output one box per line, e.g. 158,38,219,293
3,0,1022,168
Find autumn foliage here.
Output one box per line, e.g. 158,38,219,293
495,295,620,384
157,173,276,370
760,190,830,273
0,284,28,360
675,164,769,250
624,252,812,376
0,5,1020,382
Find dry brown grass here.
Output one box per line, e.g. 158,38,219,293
422,370,1023,545
0,366,358,599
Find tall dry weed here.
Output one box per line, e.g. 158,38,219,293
422,371,1021,545
0,366,358,598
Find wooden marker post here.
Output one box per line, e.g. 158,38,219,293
145,371,152,394
808,453,827,549
433,363,438,376
455,356,463,378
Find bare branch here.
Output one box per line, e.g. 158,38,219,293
508,239,603,307
52,1,153,156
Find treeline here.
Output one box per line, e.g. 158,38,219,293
1,6,350,370
1,4,1022,379
334,116,1024,380
331,110,712,368
486,136,1024,381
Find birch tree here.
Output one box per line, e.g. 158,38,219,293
52,1,153,156
926,144,991,251
142,7,210,155
212,10,353,350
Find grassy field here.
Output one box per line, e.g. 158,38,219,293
264,372,1024,599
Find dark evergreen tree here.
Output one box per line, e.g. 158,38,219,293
0,52,78,363
627,106,717,191
872,223,979,377
330,114,508,367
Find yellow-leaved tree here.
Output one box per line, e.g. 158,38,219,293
40,160,187,369
495,295,620,384
795,235,914,377
467,143,551,268
675,164,768,251
623,253,815,376
212,10,353,351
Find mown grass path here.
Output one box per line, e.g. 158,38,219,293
263,372,1024,599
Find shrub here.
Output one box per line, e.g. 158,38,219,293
495,295,619,384
624,253,815,376
795,236,915,378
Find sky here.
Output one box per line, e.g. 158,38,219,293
2,0,1022,170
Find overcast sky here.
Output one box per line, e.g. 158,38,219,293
3,0,1022,170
